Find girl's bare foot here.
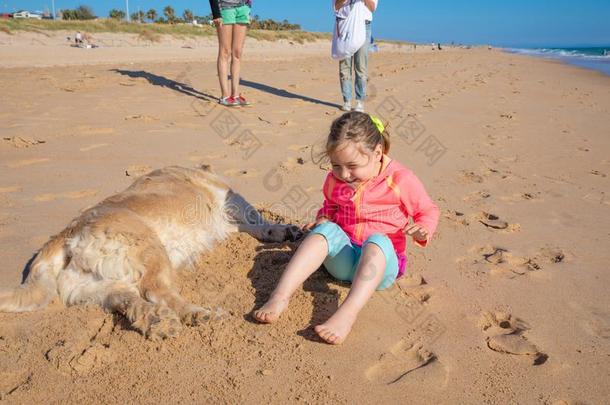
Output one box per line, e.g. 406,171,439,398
253,296,289,323
314,311,357,345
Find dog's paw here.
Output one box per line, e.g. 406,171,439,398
140,305,182,340
182,306,228,326
182,306,212,326
284,225,303,241
262,224,302,242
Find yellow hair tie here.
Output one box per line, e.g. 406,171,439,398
370,115,385,134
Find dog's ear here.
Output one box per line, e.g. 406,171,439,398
198,164,212,172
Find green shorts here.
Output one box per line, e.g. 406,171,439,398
220,5,251,25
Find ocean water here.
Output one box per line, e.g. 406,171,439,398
504,47,610,76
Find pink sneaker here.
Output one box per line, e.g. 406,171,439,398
235,95,251,106
219,96,239,106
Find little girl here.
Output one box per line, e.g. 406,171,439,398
254,112,440,344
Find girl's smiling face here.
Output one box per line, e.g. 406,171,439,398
330,141,383,187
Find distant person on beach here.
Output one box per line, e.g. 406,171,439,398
335,0,378,113
254,112,440,344
209,0,252,106
75,31,83,45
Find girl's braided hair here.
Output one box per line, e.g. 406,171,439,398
326,111,390,156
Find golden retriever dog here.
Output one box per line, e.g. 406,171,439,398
0,166,300,339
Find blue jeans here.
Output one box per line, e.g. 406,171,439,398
311,221,399,291
339,21,372,102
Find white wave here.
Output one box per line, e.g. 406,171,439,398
505,48,610,61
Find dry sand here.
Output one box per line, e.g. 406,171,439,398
0,31,609,404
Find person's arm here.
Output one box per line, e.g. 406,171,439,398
363,0,377,12
209,0,221,21
334,0,347,12
396,171,440,247
305,173,338,230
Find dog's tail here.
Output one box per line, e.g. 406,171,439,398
0,234,66,312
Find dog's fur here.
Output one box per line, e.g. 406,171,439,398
0,166,299,339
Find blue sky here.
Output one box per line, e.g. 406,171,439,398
7,0,610,47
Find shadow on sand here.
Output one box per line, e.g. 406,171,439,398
244,241,344,343
111,69,341,109
111,69,218,102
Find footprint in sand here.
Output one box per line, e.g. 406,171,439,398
396,274,433,303
521,192,541,200
460,171,484,184
2,136,46,149
537,247,567,264
478,212,520,232
45,315,116,376
462,167,514,184
499,191,543,202
477,246,543,277
462,190,491,203
472,244,568,279
589,170,607,178
397,273,425,288
479,311,547,365
69,343,117,374
444,209,470,226
478,212,508,229
365,341,435,384
34,189,98,202
480,311,529,336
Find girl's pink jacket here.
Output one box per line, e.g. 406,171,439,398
316,156,440,277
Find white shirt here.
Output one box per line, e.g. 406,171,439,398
333,0,377,21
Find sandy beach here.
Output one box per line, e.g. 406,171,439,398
1,30,609,403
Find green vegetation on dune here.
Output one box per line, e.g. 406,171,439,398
0,19,330,43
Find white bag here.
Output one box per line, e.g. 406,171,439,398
331,1,367,60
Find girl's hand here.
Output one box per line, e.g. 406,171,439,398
303,218,329,231
212,18,223,27
405,224,429,243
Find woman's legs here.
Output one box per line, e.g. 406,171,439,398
216,24,233,99
254,233,329,323
230,23,248,97
339,57,354,103
315,242,386,344
353,22,372,102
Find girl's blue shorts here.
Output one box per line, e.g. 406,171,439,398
311,221,399,290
